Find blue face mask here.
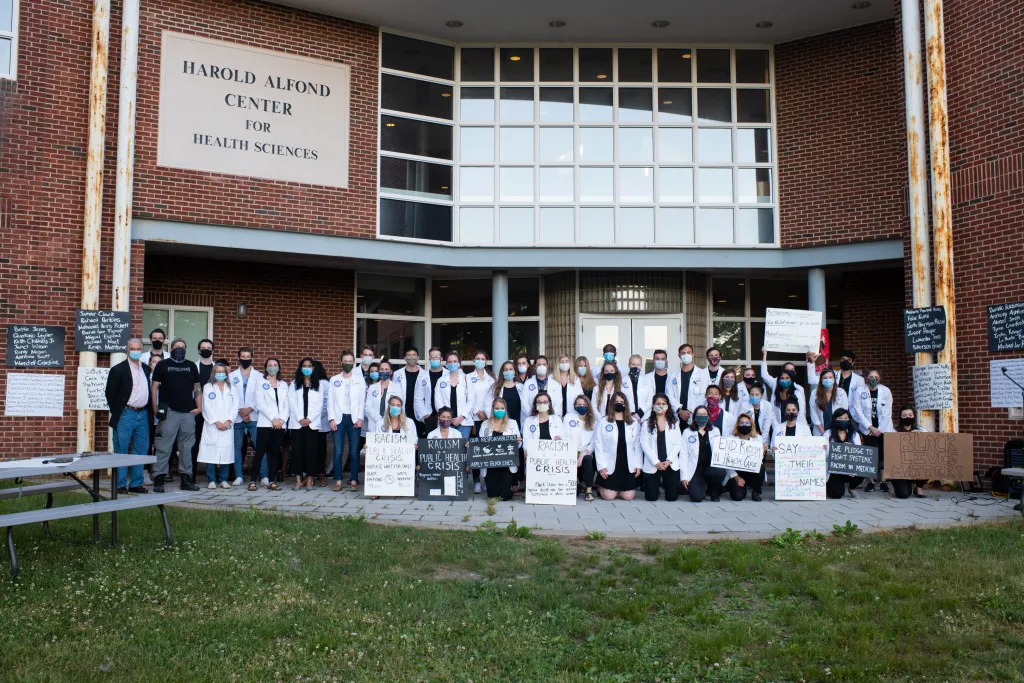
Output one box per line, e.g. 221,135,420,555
779,379,793,389
493,409,506,419
503,370,515,381
389,406,402,417
574,405,589,416
369,372,380,381
821,378,835,389
128,350,143,361
301,367,313,377
749,396,762,406
379,371,392,381
695,415,709,427
868,377,879,388
603,352,615,362
474,359,486,370
577,366,587,377
215,372,227,382
654,359,666,370
446,362,460,373
429,359,441,369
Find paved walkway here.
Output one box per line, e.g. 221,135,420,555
174,484,1022,540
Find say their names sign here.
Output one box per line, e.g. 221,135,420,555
4,373,65,417
76,367,110,411
712,436,764,473
525,439,576,506
774,436,828,501
75,310,132,353
990,359,1024,408
763,308,823,354
903,306,946,353
913,363,954,410
6,325,65,368
417,438,470,501
884,432,973,482
364,433,415,497
987,302,1024,352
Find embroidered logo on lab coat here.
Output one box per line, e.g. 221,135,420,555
262,383,270,390
207,392,216,400
528,383,536,391
569,420,578,428
606,424,614,432
333,380,341,387
440,382,447,389
421,379,427,387
232,377,239,384
530,424,537,433
688,435,697,444
861,392,868,399
471,377,478,383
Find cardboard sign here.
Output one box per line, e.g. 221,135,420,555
467,435,519,468
417,438,470,501
75,310,132,353
364,432,415,497
913,363,954,410
987,301,1024,352
884,432,973,481
525,439,576,506
827,442,879,478
990,359,1024,408
76,367,110,411
774,436,828,500
815,328,831,373
5,325,65,368
712,435,764,473
763,308,823,354
4,373,65,417
904,306,946,353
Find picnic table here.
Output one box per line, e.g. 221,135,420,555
0,453,194,576
1004,467,1024,517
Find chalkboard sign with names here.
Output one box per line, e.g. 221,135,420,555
904,306,946,353
75,310,132,353
5,325,65,368
988,302,1024,352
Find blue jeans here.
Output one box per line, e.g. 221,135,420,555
233,422,266,480
206,463,229,484
332,415,361,483
456,424,473,440
113,408,149,489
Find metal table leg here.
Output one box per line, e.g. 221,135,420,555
110,469,118,547
92,470,100,543
6,527,17,578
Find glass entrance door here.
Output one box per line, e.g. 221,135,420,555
580,317,681,371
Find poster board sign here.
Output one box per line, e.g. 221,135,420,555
525,439,576,506
913,363,954,410
75,310,131,353
774,436,828,500
363,432,415,497
904,306,946,353
884,432,973,481
712,435,764,473
827,442,879,478
5,325,65,368
763,308,822,353
987,302,1024,352
990,359,1024,408
417,438,470,501
467,435,519,468
76,367,110,411
4,373,65,417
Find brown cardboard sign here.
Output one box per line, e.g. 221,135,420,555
884,432,973,481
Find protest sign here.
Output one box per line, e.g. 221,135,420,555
467,435,519,468
913,363,954,410
987,301,1024,352
990,359,1024,408
904,306,946,353
525,439,576,506
827,442,879,478
417,438,470,501
4,373,65,417
884,432,973,481
75,310,132,353
712,435,764,473
763,308,822,354
6,325,65,368
364,432,415,497
76,367,110,411
774,436,828,500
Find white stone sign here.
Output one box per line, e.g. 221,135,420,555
4,373,64,417
76,367,110,411
363,432,415,497
158,32,351,188
525,439,576,506
763,308,822,354
913,363,954,410
990,359,1024,408
712,435,764,473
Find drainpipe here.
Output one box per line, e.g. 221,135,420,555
902,0,936,432
79,0,111,454
924,0,958,433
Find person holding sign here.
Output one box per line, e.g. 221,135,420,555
479,397,521,501
639,393,682,501
770,368,805,429
681,405,744,502
252,357,288,491
851,368,895,493
426,405,464,442
105,338,152,494
740,382,774,446
732,412,767,501
289,358,326,492
381,396,418,437
760,347,806,410
809,367,849,436
594,391,642,501
563,395,597,502
770,399,811,447
825,408,863,499
434,351,473,440
198,362,239,489
889,405,928,499
522,392,566,453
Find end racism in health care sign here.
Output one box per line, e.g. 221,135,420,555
158,32,351,189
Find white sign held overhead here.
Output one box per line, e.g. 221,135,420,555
4,373,65,417
913,363,954,410
76,367,110,411
763,308,822,354
990,359,1024,408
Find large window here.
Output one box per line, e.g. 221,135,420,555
0,0,19,79
142,306,214,363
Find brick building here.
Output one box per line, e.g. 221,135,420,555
0,0,1021,468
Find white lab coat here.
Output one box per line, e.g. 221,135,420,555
850,383,895,435
254,378,290,428
769,389,808,430
478,418,521,476
808,387,850,435
593,417,642,476
198,382,239,465
374,415,418,437
591,357,631,383
639,420,683,474
327,371,367,424
720,391,743,416
553,377,588,419
228,368,264,424
562,414,596,459
593,374,637,415
760,360,807,411
289,381,327,432
676,367,710,416
363,381,402,434
425,426,464,442
391,366,432,421
521,414,567,456
770,420,813,449
465,370,496,421
521,374,563,420
637,371,682,416
695,365,725,389
680,426,720,483
738,399,775,443
433,370,474,424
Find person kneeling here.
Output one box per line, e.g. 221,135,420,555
639,394,682,501
681,405,746,502
824,408,863,499
594,391,642,500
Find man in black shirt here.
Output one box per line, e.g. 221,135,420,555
424,347,444,433
677,343,697,425
150,338,201,492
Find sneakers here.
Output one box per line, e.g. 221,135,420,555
848,488,860,499
751,491,762,502
117,487,129,495
208,482,217,490
180,474,199,492
153,474,166,493
864,481,876,493
232,477,243,486
142,472,153,486
261,477,270,487
128,486,148,494
220,481,231,489
474,482,482,494
879,481,890,493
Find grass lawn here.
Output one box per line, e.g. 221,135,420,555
0,494,1022,682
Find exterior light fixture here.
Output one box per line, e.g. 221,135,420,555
651,20,670,28
236,302,248,318
510,55,521,61
445,20,463,27
755,21,774,28
385,122,396,127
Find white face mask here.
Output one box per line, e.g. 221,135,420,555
537,403,550,413
680,353,693,365
559,362,570,372
361,355,373,366
518,364,528,374
536,365,548,377
653,403,668,414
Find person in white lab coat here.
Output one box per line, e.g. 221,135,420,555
770,367,806,428
575,356,598,408
251,357,288,491
392,347,432,437
591,344,630,382
594,391,642,501
854,368,895,493
425,405,466,442
327,350,367,492
563,395,597,502
358,345,376,374
289,357,326,491
522,392,566,457
625,354,645,420
825,408,863,499
680,405,745,502
676,344,708,427
434,351,473,440
833,350,867,418
719,368,742,415
364,360,401,435
638,349,680,418
478,397,521,501
760,347,806,410
552,354,584,421
595,362,635,416
808,367,849,436
380,395,418,437
639,393,682,501
731,412,768,501
695,346,725,388
198,362,239,489
229,347,264,486
514,353,534,385
770,399,812,449
466,351,495,433
703,384,736,438
519,356,561,423
738,366,759,404
740,381,775,446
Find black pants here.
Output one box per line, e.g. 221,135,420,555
289,428,320,478
745,461,766,494
579,453,596,489
191,414,204,472
891,479,926,498
414,419,427,439
484,467,514,501
826,474,865,499
253,427,284,483
863,434,884,474
423,413,438,435
688,466,746,502
644,467,681,501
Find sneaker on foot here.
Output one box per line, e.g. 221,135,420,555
864,481,875,493
879,481,890,493
751,492,762,502
261,477,270,487
117,487,129,495
232,477,243,486
220,481,231,489
208,482,217,490
179,474,199,492
848,488,860,499
474,482,482,494
128,486,149,494
143,473,153,486
153,475,166,493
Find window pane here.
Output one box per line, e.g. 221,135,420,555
580,207,615,244
358,319,425,363
459,167,494,202
579,87,613,121
657,208,694,244
539,208,575,243
619,167,654,203
737,89,771,123
658,128,692,163
698,128,732,163
500,127,534,162
539,48,573,81
657,88,693,123
538,127,574,162
539,87,573,121
432,322,492,359
380,156,452,200
578,48,613,82
381,74,453,120
736,50,770,84
713,321,746,361
737,128,771,163
697,49,731,83
382,34,454,81
539,167,574,202
500,47,534,81
379,198,453,241
619,127,653,163
499,87,534,121
699,168,733,203
657,49,692,82
750,323,805,363
510,278,541,316
459,208,494,243
579,168,613,202
500,207,534,243
357,274,426,316
460,47,494,81
738,208,775,244
460,87,494,121
696,208,733,244
618,88,653,122
499,167,534,202
620,208,654,243
659,168,693,202
433,279,491,317
509,322,541,361
460,127,494,162
0,38,8,76
618,48,652,82
738,168,772,203
381,115,452,160
712,278,746,317
142,309,170,354
750,279,808,316
578,128,613,162
0,2,11,32
173,310,210,363
697,89,732,123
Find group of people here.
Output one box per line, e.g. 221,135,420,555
105,330,930,502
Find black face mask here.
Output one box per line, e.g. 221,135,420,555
613,402,626,412
900,416,915,427
835,420,851,431
737,424,752,435
785,412,798,421
603,372,617,382
239,359,252,369
199,349,212,359
743,377,756,386
151,340,163,350
840,359,853,371
628,367,640,379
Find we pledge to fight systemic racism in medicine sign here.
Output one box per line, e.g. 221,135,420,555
158,32,351,188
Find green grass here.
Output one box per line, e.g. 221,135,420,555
0,492,1023,682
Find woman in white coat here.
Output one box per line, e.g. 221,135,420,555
466,351,495,433
770,399,812,449
251,357,288,491
595,362,635,416
639,393,683,501
522,392,566,452
434,351,473,440
379,395,418,437
563,395,597,502
732,412,767,501
364,360,400,435
198,362,239,489
289,357,326,492
855,368,895,493
681,405,745,502
825,408,863,499
809,367,849,436
478,397,521,501
594,390,642,501
554,354,584,420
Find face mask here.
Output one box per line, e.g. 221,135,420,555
171,348,187,363
603,372,616,382
821,378,835,389
680,353,693,365
361,355,373,366
900,416,915,427
738,424,753,435
342,363,354,373
267,366,279,376
695,415,709,427
537,403,550,413
301,367,313,377
406,357,418,366
379,371,392,381
128,350,143,361
868,377,879,388
629,367,640,378
707,397,720,407
835,420,851,431
577,366,587,377
840,360,853,371
239,359,252,369
446,362,460,373
429,359,441,369
723,379,735,389
389,406,402,417
559,362,570,372
779,379,793,389
215,372,227,382
474,359,486,370
503,370,515,381
603,352,615,362
536,365,548,377
749,396,762,406
654,359,666,371
369,372,380,381
493,409,507,419
613,402,626,412
199,349,213,359
517,364,528,374
708,358,721,366
439,418,452,429
574,405,589,416
151,340,163,350
743,377,756,386
785,412,798,421
653,404,668,414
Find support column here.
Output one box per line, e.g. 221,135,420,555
492,271,509,365
807,268,826,319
